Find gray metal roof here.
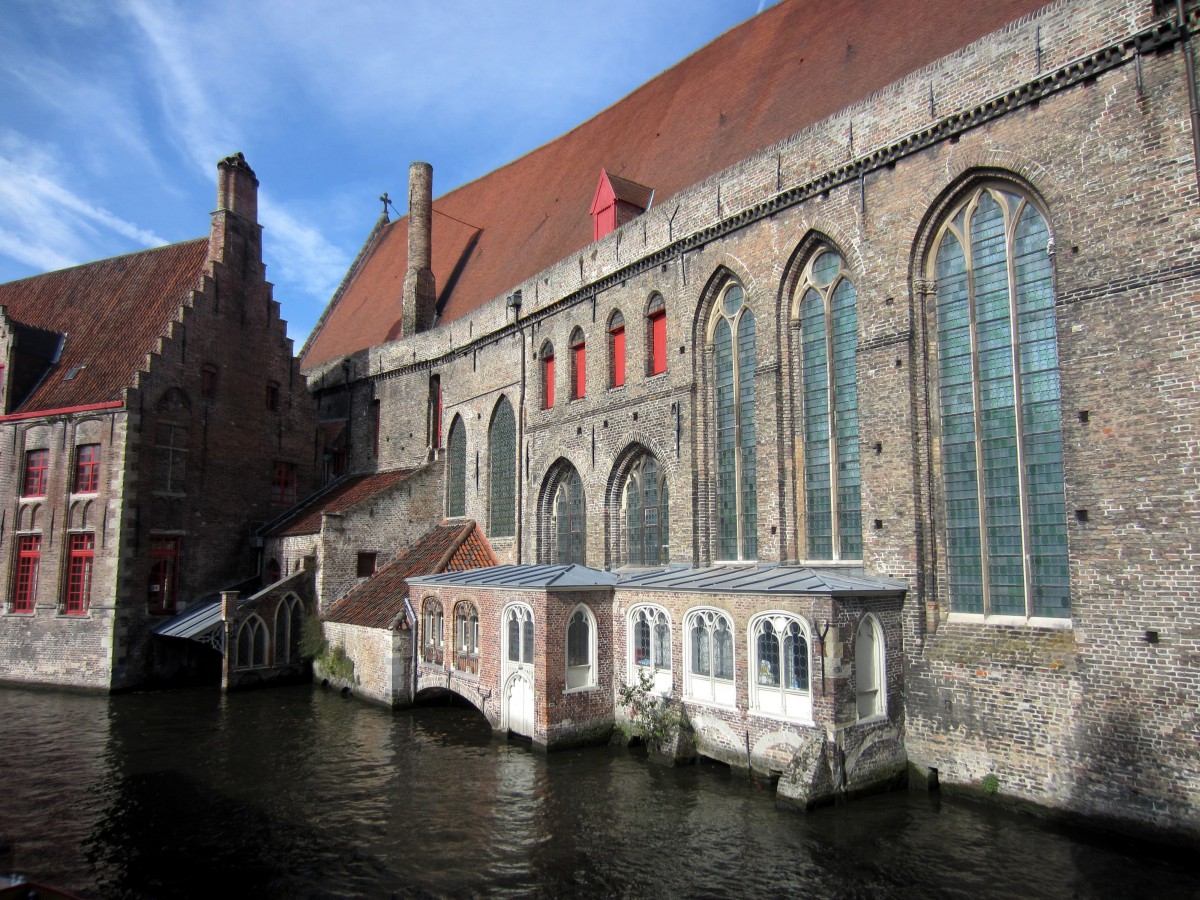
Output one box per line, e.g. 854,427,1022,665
152,599,222,639
409,564,619,590
614,565,907,596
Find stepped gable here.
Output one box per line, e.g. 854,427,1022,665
300,0,1052,369
0,239,208,413
325,520,498,629
265,468,417,537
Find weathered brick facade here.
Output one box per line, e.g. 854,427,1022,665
0,154,319,689
298,0,1199,835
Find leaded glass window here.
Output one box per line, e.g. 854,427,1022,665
713,284,757,560
554,467,585,564
686,609,735,705
933,184,1069,619
631,605,671,671
455,601,480,674
447,416,466,518
622,454,669,566
798,248,861,560
506,605,534,665
750,614,811,720
489,397,516,537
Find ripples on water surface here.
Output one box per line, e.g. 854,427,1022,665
1,684,1197,899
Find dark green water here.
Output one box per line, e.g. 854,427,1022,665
1,684,1196,899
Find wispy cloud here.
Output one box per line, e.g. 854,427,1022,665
0,132,166,271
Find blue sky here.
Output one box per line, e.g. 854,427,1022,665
0,1,777,344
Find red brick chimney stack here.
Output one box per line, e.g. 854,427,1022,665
216,152,259,223
209,152,262,273
402,161,436,335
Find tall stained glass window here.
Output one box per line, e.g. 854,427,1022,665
447,415,466,517
623,454,668,566
713,284,757,560
933,184,1068,618
489,397,516,537
554,467,585,565
798,248,861,559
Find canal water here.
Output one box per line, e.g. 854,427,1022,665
1,684,1196,899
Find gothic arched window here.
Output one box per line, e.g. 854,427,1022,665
749,613,811,721
565,605,596,690
447,415,466,518
621,454,669,566
855,614,886,720
553,467,586,565
685,608,735,706
488,397,516,537
712,283,756,560
932,183,1068,619
608,310,626,388
798,247,861,560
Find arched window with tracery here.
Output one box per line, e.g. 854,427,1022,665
454,601,480,675
685,608,735,706
712,283,756,561
797,246,861,560
855,614,885,720
565,605,596,690
274,594,304,664
749,613,811,721
422,598,445,664
548,466,585,565
620,454,668,566
488,396,516,538
931,182,1068,619
447,415,466,518
505,604,534,665
236,615,268,669
629,604,672,694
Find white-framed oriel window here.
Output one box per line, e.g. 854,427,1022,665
748,613,812,722
855,614,886,721
565,605,596,691
628,604,672,694
685,608,735,706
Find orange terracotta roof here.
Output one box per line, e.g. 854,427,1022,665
265,469,417,537
0,240,209,413
325,520,499,628
301,0,1052,368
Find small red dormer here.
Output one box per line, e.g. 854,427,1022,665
590,170,654,242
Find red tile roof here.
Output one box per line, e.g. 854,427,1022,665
265,469,417,537
325,520,499,628
301,0,1052,368
0,240,209,413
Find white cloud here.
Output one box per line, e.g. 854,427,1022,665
0,133,167,274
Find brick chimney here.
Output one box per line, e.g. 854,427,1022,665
209,152,262,271
401,161,436,335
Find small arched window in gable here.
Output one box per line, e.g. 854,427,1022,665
608,311,626,388
569,327,586,400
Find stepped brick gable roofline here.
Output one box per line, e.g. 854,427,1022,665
300,0,1054,370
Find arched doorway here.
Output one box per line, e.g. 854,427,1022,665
504,671,535,738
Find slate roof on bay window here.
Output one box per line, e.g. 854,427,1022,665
410,563,619,591
0,239,209,415
325,520,498,629
264,468,418,537
614,565,907,597
300,0,1053,369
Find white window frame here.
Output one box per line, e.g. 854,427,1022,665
565,604,597,692
684,607,736,707
855,614,887,722
627,604,672,695
748,612,813,724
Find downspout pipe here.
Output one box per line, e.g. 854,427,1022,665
1178,0,1200,198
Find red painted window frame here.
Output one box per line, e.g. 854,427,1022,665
148,537,180,614
271,461,297,505
23,449,49,497
571,335,586,400
64,533,94,615
543,351,556,410
611,323,626,388
12,535,40,613
649,309,667,376
74,444,101,493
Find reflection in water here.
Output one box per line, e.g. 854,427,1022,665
1,684,1197,899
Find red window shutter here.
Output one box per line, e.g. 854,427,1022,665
545,355,555,409
612,326,626,387
650,311,667,375
573,343,586,399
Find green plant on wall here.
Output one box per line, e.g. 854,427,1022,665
617,669,687,753
299,616,357,684
981,773,1000,795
